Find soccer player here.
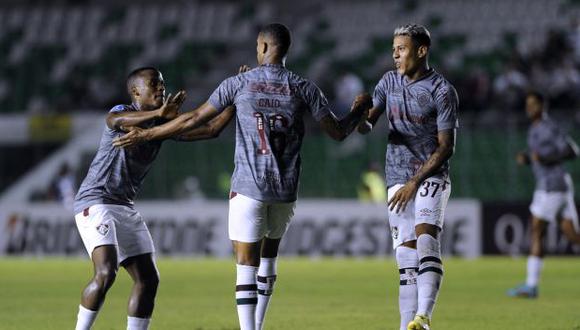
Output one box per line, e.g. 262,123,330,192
73,67,235,330
358,24,459,330
112,23,372,330
508,91,580,298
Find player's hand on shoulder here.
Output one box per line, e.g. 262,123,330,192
112,126,148,148
239,65,251,74
159,91,187,120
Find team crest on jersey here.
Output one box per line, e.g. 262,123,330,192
96,224,110,236
391,226,399,240
416,91,432,108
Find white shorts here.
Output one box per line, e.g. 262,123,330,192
530,189,579,231
75,204,155,263
387,178,451,249
228,193,296,243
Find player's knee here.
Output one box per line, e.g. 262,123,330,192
396,245,418,268
94,267,117,289
416,234,441,258
136,272,160,293
236,249,260,266
531,221,546,237
415,223,439,239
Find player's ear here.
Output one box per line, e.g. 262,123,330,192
131,85,139,97
417,45,428,59
262,42,268,54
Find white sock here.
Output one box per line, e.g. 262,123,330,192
256,258,277,330
396,246,419,330
526,256,543,287
416,234,443,318
236,264,258,330
127,316,150,330
75,305,98,330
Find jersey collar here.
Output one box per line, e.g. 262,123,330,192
402,68,435,86
261,63,285,68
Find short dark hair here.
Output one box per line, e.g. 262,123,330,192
394,24,431,48
126,67,159,95
259,23,292,56
527,90,546,105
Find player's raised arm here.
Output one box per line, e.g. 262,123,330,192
359,72,388,135
106,91,186,131
319,93,373,141
112,101,221,147
175,106,236,141
112,65,249,147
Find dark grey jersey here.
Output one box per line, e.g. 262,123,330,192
208,64,331,202
528,117,572,192
74,105,162,214
375,70,459,187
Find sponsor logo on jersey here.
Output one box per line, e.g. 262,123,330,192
391,226,399,240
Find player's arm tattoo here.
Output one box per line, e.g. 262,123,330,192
410,129,456,185
175,106,236,141
321,93,373,141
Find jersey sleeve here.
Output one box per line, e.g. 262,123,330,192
435,84,459,131
109,104,130,113
300,80,331,122
208,76,241,113
372,74,388,111
546,123,573,157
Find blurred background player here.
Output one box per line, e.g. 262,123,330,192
357,161,387,203
50,163,76,211
359,24,459,330
112,23,372,330
73,67,234,330
508,91,580,298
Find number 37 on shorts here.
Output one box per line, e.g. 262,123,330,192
387,177,451,229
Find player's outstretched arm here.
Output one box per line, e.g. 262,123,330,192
151,65,247,142
106,91,186,131
175,106,236,141
388,129,455,213
320,93,373,141
112,102,221,147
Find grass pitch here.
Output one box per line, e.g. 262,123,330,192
0,257,579,330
